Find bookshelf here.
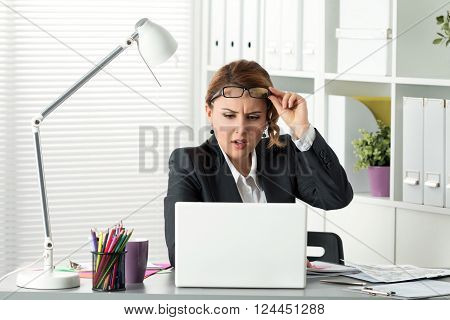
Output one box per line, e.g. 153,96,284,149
196,0,450,265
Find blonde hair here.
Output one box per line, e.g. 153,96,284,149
205,59,285,148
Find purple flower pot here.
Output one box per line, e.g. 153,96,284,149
368,166,390,197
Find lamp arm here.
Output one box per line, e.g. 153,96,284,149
33,31,139,124
30,31,138,270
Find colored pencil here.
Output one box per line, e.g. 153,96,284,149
92,223,133,290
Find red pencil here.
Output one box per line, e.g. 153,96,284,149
108,229,125,252
104,230,115,253
108,228,123,289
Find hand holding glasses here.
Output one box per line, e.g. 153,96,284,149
267,86,310,139
209,85,310,139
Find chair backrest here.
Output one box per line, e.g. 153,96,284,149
307,231,344,265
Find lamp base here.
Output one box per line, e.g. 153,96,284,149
16,268,80,290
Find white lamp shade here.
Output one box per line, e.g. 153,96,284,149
135,18,178,67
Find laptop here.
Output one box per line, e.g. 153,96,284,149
174,202,307,288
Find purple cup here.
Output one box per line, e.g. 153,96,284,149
125,239,148,283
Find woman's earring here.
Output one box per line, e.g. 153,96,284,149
210,128,214,134
262,127,268,138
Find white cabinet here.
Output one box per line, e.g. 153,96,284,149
396,208,450,268
325,202,395,264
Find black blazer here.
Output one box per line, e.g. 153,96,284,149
163,128,353,267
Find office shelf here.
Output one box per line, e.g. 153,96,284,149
394,77,450,87
325,73,393,84
354,193,450,216
199,0,450,210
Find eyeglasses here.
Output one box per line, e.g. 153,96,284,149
210,86,271,103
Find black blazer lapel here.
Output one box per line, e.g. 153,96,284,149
255,139,295,203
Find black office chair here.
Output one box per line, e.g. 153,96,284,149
307,231,344,265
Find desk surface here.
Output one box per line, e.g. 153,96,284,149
1,272,450,300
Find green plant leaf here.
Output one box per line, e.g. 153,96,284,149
446,39,450,47
437,15,445,24
352,120,390,171
437,32,445,37
433,38,443,44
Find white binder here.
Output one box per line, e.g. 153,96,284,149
263,0,281,70
302,0,318,71
241,0,259,62
402,97,424,204
423,98,445,207
280,0,303,70
209,0,226,66
225,0,242,63
446,100,450,208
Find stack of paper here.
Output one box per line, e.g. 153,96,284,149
307,261,359,277
345,264,450,283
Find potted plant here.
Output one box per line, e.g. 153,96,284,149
352,120,391,197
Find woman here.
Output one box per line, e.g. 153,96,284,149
164,59,353,267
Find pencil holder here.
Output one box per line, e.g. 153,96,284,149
91,250,127,292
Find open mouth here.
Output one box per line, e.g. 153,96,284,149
232,139,247,145
232,139,248,149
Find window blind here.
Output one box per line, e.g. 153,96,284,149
0,0,194,275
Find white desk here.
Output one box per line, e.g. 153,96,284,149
2,271,450,300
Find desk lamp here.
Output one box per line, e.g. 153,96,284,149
16,18,177,289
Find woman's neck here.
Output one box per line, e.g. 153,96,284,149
230,153,252,177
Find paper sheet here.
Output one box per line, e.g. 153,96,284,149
344,272,381,283
347,280,450,299
307,261,359,274
347,264,450,283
